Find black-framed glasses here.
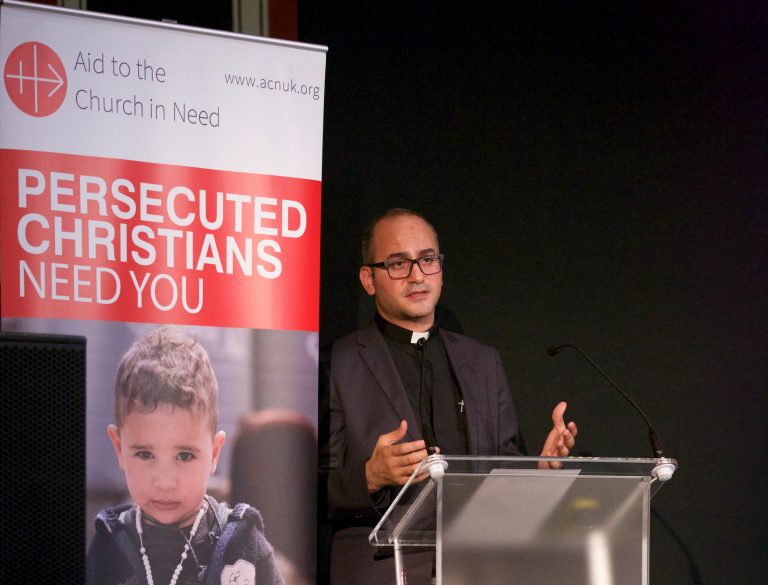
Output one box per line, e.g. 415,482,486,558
367,254,444,279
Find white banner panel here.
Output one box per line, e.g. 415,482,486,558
1,1,326,177
1,2,326,583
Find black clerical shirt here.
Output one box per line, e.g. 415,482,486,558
375,314,468,455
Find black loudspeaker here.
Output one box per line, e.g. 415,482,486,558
0,331,86,584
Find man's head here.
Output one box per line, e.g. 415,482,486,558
107,326,225,526
359,208,443,331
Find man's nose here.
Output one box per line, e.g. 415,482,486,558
408,262,425,282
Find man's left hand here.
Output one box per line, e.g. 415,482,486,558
539,401,578,468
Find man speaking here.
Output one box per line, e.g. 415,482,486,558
320,208,577,584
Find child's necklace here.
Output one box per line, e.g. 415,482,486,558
135,503,207,585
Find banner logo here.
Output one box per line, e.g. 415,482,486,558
4,42,67,117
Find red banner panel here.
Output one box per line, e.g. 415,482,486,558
1,149,321,331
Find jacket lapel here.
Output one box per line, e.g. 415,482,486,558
356,324,421,441
441,330,483,454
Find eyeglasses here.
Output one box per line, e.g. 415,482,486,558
367,254,445,279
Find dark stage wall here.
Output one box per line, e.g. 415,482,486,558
300,2,767,585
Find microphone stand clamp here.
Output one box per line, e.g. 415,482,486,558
425,451,448,480
651,457,677,482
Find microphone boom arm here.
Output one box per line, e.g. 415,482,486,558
548,343,665,459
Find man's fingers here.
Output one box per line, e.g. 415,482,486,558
388,439,427,457
394,463,427,486
562,428,575,449
385,451,429,485
377,419,409,447
551,401,567,430
539,405,578,465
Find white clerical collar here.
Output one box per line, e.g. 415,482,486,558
410,331,430,344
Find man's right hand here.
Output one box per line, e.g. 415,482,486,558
365,420,429,494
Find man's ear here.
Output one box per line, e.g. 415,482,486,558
210,430,226,475
359,266,376,296
107,424,125,471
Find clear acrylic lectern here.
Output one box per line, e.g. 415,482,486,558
370,456,676,585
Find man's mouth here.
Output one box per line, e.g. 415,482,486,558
151,500,180,511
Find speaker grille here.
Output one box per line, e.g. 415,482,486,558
0,332,86,584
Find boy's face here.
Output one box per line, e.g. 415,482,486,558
107,404,225,527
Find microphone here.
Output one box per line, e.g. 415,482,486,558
416,337,447,479
548,343,676,481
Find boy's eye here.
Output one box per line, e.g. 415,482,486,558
177,452,196,462
135,451,154,461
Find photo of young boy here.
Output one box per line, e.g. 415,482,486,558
86,325,285,585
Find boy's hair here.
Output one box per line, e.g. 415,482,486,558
114,326,219,434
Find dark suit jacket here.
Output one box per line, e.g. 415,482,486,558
319,322,520,584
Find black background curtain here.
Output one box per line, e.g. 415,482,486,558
300,2,767,585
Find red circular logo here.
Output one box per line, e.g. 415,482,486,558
4,41,67,117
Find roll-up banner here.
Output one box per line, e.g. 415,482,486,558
1,1,326,583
